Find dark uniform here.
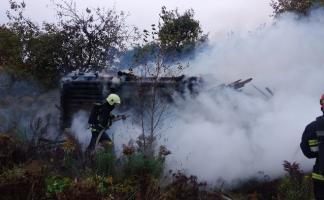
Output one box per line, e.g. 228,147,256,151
87,101,116,151
301,115,324,199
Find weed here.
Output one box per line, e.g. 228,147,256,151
278,160,313,200
164,171,223,200
45,176,72,194
122,153,164,179
94,148,115,177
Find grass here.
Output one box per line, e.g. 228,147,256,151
0,132,317,200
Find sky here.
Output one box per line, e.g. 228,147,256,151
0,0,273,37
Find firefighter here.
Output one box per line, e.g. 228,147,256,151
300,94,324,200
86,93,125,152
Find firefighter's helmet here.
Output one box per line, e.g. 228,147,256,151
107,94,121,106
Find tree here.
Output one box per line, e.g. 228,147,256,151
0,25,22,69
131,7,207,66
130,9,204,154
2,0,137,87
3,0,62,87
52,0,138,72
271,0,324,16
158,6,207,53
132,25,185,157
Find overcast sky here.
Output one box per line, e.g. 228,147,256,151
0,0,273,36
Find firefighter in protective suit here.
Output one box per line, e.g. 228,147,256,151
301,94,324,199
86,93,125,152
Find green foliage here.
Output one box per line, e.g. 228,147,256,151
230,176,280,200
133,6,206,69
0,26,22,68
164,171,223,200
0,161,46,200
45,176,71,194
0,134,27,172
133,42,159,64
2,0,136,87
278,161,313,200
94,148,115,176
279,175,313,200
2,1,61,87
1,136,319,199
158,6,207,52
53,0,137,72
271,0,324,16
84,175,113,193
0,167,26,184
123,153,164,179
63,155,78,175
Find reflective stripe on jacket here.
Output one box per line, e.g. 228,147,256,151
312,172,324,181
301,116,324,181
309,139,319,153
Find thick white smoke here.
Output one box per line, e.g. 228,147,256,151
160,9,324,184
67,7,324,185
71,110,140,153
70,111,91,150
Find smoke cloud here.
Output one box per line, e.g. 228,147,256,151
70,111,91,150
0,73,59,139
70,110,140,153
159,9,324,184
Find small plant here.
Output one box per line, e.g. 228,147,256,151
0,134,27,172
0,161,46,200
122,144,135,156
94,148,115,177
122,153,164,179
85,174,113,193
164,171,223,200
278,160,313,200
60,178,103,200
45,176,71,194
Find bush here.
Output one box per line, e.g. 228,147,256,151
164,171,223,200
0,161,46,200
94,148,115,177
45,176,72,195
122,153,164,179
278,161,313,200
0,134,27,172
59,178,104,200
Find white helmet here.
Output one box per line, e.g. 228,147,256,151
106,94,121,106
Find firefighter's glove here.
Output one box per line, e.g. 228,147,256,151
87,124,92,129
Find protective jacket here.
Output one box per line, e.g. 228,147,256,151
300,115,324,181
89,101,116,130
86,102,115,151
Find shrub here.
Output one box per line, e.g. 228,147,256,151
0,134,27,172
45,176,72,195
164,171,223,200
122,153,164,179
94,148,115,177
278,161,313,200
0,161,46,200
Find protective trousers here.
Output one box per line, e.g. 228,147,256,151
314,179,324,200
87,125,111,151
315,118,324,200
